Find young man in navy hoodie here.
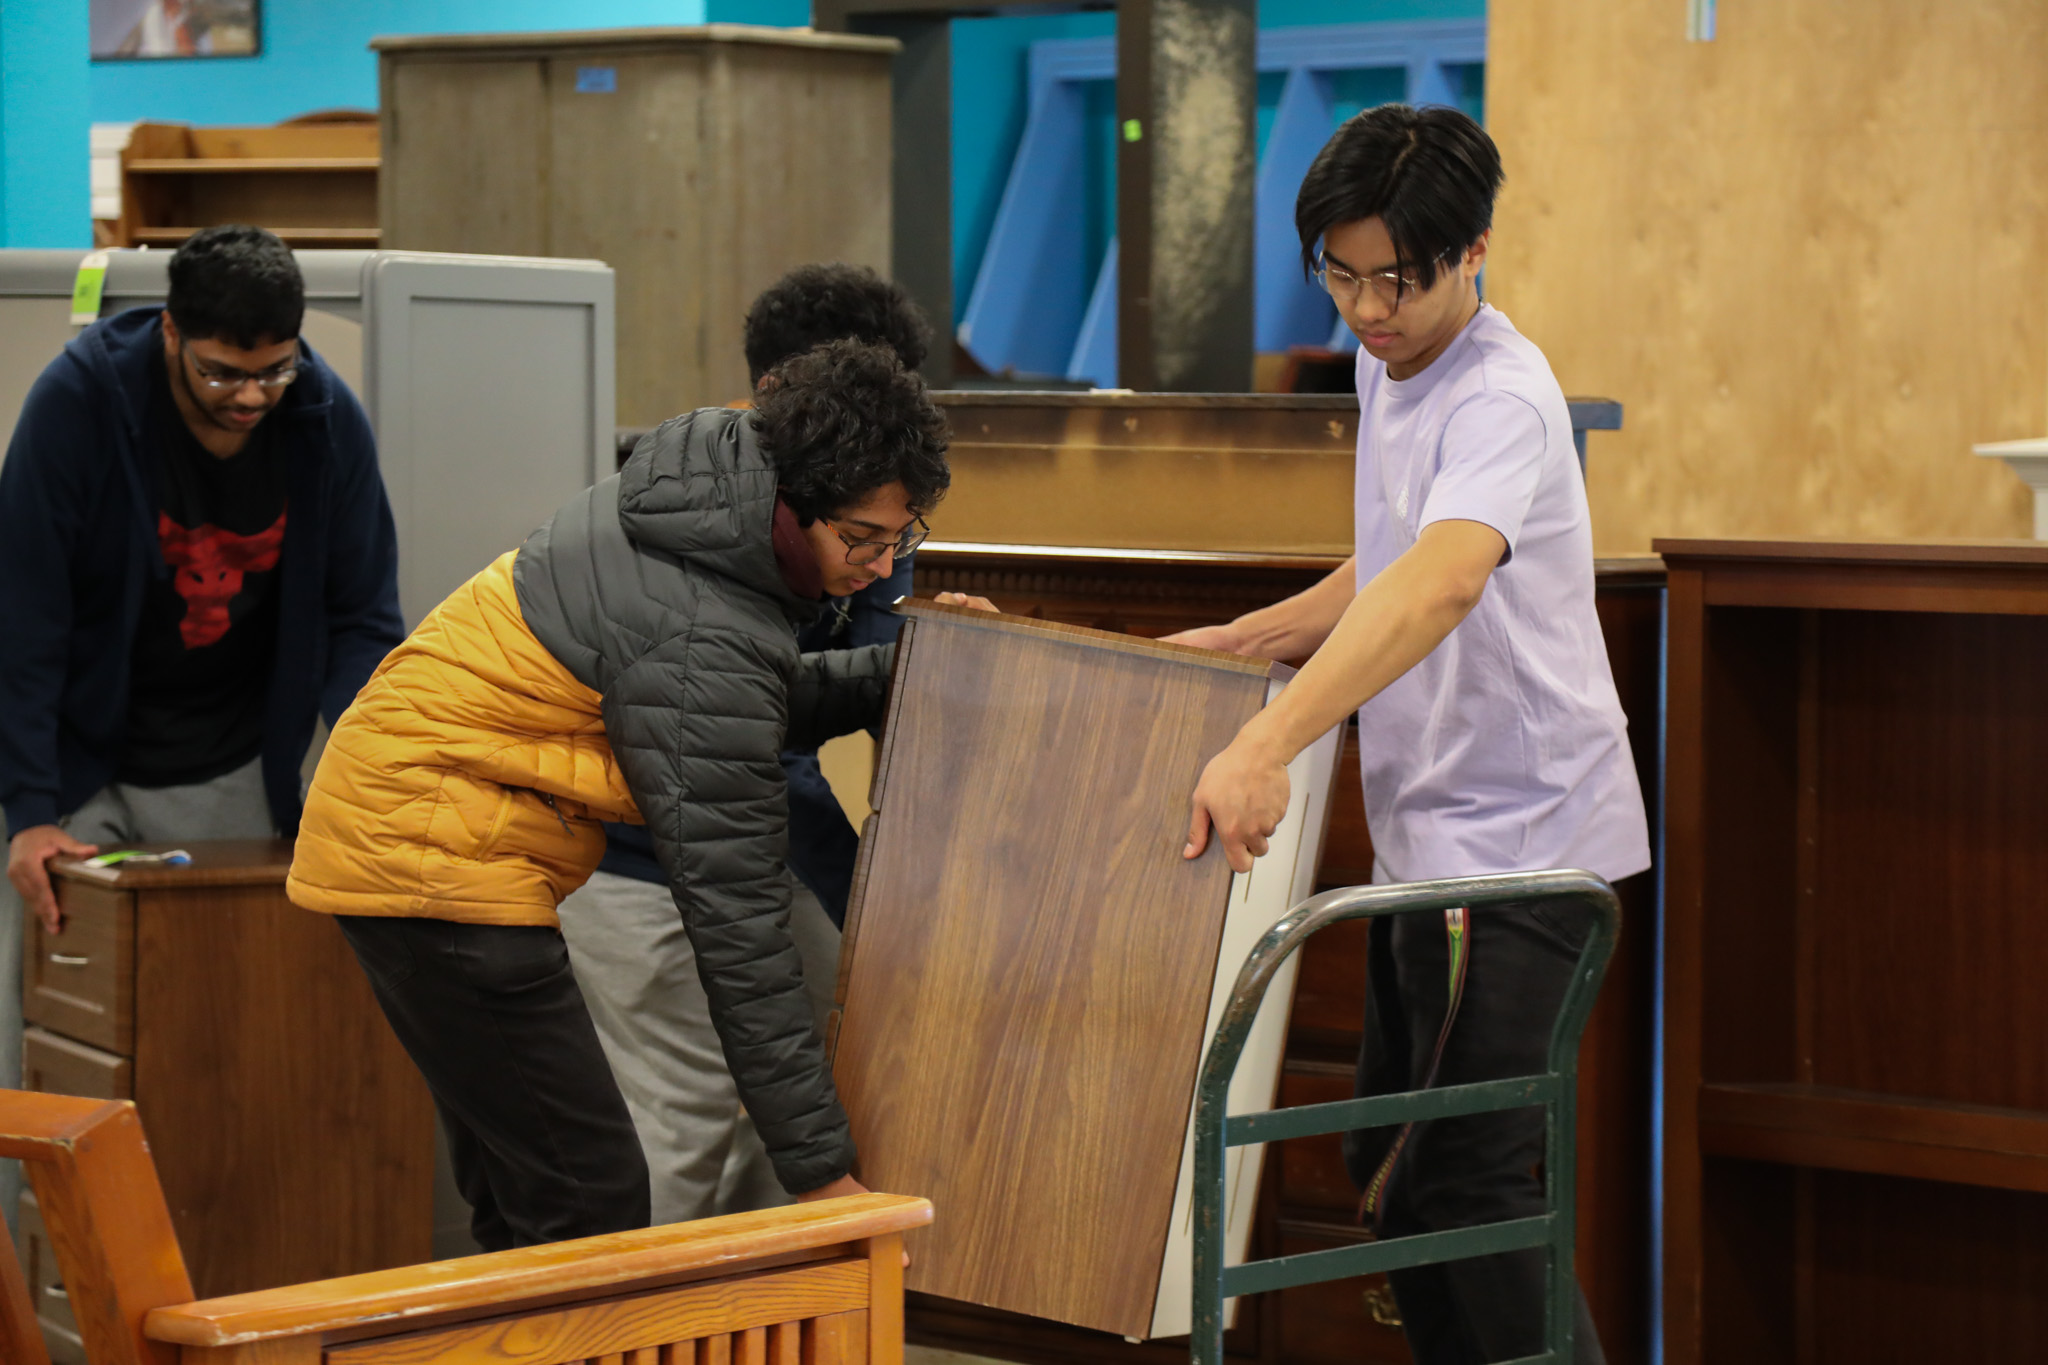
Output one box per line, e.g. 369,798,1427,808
0,225,403,1188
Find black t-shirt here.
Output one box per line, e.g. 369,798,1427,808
119,357,289,788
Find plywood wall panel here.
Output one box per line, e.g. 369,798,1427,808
1487,0,2048,553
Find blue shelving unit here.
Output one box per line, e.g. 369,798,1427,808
957,19,1486,386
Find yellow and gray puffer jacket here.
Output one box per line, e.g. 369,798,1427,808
290,406,894,1195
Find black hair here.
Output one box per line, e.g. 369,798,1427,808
1294,104,1504,293
754,338,951,524
166,224,305,349
743,263,931,385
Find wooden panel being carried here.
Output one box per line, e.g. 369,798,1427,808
831,601,1341,1340
116,120,380,248
377,26,896,426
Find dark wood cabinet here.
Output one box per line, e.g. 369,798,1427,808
1658,539,2048,1364
913,544,1664,1365
16,839,434,1361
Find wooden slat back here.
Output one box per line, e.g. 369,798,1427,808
311,1233,905,1365
0,1092,192,1365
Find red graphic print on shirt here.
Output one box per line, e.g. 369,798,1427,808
157,509,287,648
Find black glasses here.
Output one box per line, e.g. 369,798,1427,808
181,342,300,395
826,515,930,566
1315,247,1459,312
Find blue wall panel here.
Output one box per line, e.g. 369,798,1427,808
964,15,1485,384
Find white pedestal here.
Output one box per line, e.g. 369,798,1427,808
1974,437,2048,539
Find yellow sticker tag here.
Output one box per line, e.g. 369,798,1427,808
1122,118,1143,143
70,250,110,327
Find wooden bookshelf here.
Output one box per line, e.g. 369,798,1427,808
116,120,379,249
1660,538,2048,1364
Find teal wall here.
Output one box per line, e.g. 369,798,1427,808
3,2,91,247
88,2,710,125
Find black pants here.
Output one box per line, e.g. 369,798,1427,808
1343,900,1609,1365
335,915,650,1250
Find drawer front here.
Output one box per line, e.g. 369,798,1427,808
23,1027,132,1100
24,882,134,1054
17,1193,86,1365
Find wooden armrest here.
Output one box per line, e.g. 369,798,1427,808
144,1194,930,1348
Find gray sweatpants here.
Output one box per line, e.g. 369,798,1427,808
0,758,274,1228
555,869,841,1225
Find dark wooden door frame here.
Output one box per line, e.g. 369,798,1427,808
812,0,1257,393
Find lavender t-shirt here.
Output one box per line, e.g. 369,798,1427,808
1352,304,1650,884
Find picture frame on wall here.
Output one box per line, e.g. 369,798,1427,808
92,0,261,60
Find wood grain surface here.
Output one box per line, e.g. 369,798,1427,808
22,1030,129,1102
146,1197,929,1347
1662,546,2048,1363
832,605,1271,1336
381,32,891,423
24,884,133,1053
50,841,292,889
1488,0,2048,553
0,1096,193,1365
907,545,1667,1365
131,877,434,1299
323,1261,867,1365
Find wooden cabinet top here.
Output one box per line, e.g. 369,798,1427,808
51,840,293,890
371,24,901,58
1654,536,2048,567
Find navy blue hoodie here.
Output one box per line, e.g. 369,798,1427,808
0,306,402,836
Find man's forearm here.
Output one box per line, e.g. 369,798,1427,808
1225,556,1358,659
1239,526,1500,763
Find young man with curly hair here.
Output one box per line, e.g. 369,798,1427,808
288,339,955,1248
1172,106,1647,1364
559,264,938,1226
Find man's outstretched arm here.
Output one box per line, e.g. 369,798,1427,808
1183,521,1505,873
1164,555,1358,662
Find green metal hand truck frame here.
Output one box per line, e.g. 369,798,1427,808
1190,869,1620,1365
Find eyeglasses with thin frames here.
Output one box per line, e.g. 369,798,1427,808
1315,246,1461,312
826,515,930,566
180,341,301,395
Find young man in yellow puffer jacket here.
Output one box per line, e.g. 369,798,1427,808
289,341,958,1249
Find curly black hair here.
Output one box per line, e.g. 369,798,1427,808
166,224,305,348
753,339,950,524
743,263,931,385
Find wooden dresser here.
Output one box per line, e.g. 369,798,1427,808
1658,540,2048,1364
16,840,433,1362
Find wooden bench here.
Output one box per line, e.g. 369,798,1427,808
0,1090,927,1365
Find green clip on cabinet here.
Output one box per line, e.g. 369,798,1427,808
374,25,898,426
16,842,434,1363
829,601,1344,1341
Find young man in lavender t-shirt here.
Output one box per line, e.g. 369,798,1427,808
1169,106,1648,1364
